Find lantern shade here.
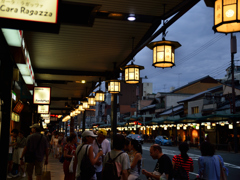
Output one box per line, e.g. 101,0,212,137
82,101,89,109
88,95,96,106
108,80,121,93
147,40,181,68
121,62,144,84
213,0,240,33
78,104,85,111
95,90,105,102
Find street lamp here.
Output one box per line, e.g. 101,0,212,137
213,0,240,33
108,80,121,93
88,95,96,106
95,90,105,102
121,62,144,84
147,40,181,68
78,104,85,111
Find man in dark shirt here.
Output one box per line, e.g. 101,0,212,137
142,144,173,180
20,124,49,180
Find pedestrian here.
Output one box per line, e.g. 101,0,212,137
128,139,142,180
14,130,27,178
124,138,130,152
63,132,77,180
77,133,82,145
20,124,49,180
172,142,193,180
198,141,228,180
92,129,111,180
73,130,103,180
102,134,130,180
142,144,173,180
226,134,233,152
8,129,18,178
52,132,59,158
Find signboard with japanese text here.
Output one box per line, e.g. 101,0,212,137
0,0,58,23
0,0,59,33
37,105,49,114
33,87,51,104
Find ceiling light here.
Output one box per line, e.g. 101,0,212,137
81,80,86,83
128,14,136,21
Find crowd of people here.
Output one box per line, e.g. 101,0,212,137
7,125,229,180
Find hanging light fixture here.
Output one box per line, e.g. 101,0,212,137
78,103,85,111
147,5,181,69
147,40,181,68
108,79,121,93
121,37,144,84
213,0,240,33
88,94,96,106
95,90,105,102
82,99,89,109
95,78,105,102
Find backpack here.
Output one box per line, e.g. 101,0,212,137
102,151,124,180
173,155,188,180
77,144,96,180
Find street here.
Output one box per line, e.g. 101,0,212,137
140,143,240,180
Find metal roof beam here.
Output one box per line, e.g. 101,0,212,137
118,0,200,68
34,68,109,77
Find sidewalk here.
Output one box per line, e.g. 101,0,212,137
7,155,64,180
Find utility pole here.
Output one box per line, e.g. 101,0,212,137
230,33,238,153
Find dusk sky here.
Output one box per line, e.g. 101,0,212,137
135,0,240,93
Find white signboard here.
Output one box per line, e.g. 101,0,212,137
37,105,49,114
41,113,50,118
33,87,51,104
0,0,59,23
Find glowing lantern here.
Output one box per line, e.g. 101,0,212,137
108,80,121,93
121,62,144,84
147,40,181,68
213,0,240,33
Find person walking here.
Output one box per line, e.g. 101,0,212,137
172,142,193,180
63,132,77,180
92,129,111,180
198,141,228,180
102,134,130,180
14,130,27,177
128,139,142,180
142,144,173,180
20,124,49,180
73,130,103,180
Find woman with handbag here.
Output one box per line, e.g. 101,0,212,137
63,133,77,180
198,142,228,180
172,142,193,180
73,131,103,180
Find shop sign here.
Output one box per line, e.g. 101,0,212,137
12,91,16,101
11,112,20,122
41,113,50,118
33,87,51,104
0,0,59,24
37,105,49,114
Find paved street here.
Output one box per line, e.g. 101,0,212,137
140,143,240,180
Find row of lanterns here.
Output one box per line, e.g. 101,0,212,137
64,0,238,121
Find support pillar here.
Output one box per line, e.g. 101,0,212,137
82,111,86,132
0,31,14,179
70,116,74,133
230,33,238,153
199,124,203,146
111,94,117,138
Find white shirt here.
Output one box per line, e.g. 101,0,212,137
92,139,111,172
